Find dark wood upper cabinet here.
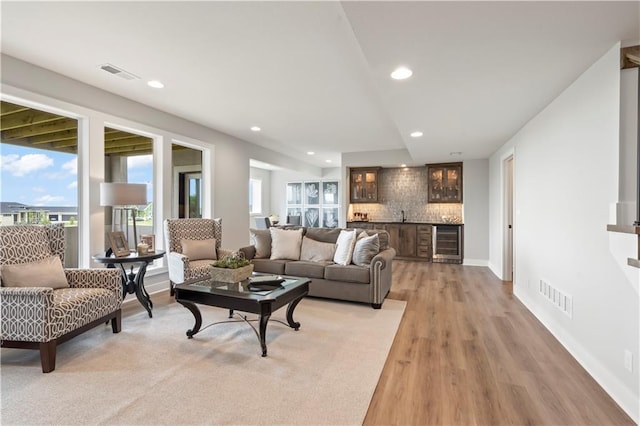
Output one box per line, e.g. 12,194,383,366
426,162,463,203
350,167,380,203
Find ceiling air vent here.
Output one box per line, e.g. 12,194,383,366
100,63,140,81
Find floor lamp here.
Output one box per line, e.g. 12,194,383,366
100,182,148,249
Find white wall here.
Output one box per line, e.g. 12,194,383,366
489,43,639,421
0,55,319,254
249,166,272,228
618,67,638,224
462,159,489,265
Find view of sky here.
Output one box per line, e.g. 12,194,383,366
0,144,153,207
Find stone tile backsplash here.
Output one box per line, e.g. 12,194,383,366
348,167,463,223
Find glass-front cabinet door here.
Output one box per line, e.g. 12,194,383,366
426,162,463,203
350,167,380,203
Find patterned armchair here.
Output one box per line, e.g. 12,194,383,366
164,218,232,295
0,224,122,373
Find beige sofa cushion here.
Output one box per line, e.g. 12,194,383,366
1,255,69,289
300,237,336,262
270,228,303,260
181,238,217,261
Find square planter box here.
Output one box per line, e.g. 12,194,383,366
209,264,254,283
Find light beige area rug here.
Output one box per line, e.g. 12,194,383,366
1,297,406,425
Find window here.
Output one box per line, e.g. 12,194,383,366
0,100,80,266
249,179,262,214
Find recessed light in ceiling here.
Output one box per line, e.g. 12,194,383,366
400,164,407,167
410,131,423,138
391,66,413,80
250,126,261,132
147,80,164,89
307,151,315,155
450,151,462,156
326,159,332,163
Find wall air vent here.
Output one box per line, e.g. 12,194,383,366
100,63,140,81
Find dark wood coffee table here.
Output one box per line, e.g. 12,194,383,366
174,275,309,357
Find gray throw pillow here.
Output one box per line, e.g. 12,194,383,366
250,229,272,258
352,233,380,266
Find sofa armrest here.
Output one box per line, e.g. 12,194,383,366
167,251,189,284
0,287,55,341
369,247,396,271
65,268,122,304
237,245,256,261
369,247,396,307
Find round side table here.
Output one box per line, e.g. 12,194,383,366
93,250,165,318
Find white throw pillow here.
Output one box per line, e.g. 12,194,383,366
181,239,217,261
270,228,303,260
352,232,380,266
1,255,69,289
333,229,357,265
300,237,336,262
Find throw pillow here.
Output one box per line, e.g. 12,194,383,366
1,255,69,289
270,228,303,260
181,238,217,261
352,232,380,266
249,228,271,259
333,229,357,265
300,236,336,262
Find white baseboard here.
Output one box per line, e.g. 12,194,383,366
463,258,488,267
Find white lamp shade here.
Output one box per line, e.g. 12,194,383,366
100,183,148,206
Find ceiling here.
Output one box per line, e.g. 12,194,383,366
1,1,638,168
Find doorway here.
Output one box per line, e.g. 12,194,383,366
503,155,514,281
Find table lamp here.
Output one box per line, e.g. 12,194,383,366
100,182,148,248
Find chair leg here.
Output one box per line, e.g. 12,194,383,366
39,341,57,373
170,280,175,297
111,310,122,333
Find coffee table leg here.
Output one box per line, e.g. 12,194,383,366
176,299,202,338
259,314,271,357
286,295,304,330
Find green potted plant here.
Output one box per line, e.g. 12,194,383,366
210,252,254,283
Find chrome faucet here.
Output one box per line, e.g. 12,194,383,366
401,210,406,223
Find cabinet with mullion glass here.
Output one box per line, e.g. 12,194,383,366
350,167,380,203
426,162,462,203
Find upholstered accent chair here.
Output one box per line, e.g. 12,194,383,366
0,224,122,373
164,218,232,295
254,217,272,229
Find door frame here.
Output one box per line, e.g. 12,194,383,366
502,154,514,281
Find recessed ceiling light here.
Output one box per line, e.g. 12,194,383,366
450,151,462,156
307,151,315,155
326,159,332,163
410,131,423,138
391,66,413,80
400,164,407,168
147,80,164,89
250,126,261,132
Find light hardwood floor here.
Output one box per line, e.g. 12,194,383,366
130,261,634,425
363,260,635,426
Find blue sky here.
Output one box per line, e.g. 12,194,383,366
1,144,152,206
